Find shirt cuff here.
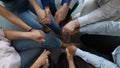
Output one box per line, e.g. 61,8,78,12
75,48,83,56
78,15,91,27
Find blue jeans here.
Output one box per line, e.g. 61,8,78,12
4,0,62,67
12,31,62,68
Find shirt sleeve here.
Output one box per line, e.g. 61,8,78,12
75,48,120,68
78,0,120,27
41,0,50,8
62,0,71,5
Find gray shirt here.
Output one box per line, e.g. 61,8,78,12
78,0,120,27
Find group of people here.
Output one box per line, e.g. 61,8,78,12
0,0,120,68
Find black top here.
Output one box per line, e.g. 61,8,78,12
0,0,15,2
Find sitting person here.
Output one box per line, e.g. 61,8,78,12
0,29,45,68
66,44,120,68
63,0,120,36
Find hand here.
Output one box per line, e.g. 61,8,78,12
66,44,77,56
37,50,50,66
42,58,49,68
31,49,50,68
62,19,79,34
38,9,48,24
45,7,51,24
54,4,69,24
66,48,74,61
28,29,45,42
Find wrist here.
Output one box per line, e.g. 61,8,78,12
63,3,69,9
74,19,80,27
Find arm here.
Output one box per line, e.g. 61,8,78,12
66,48,75,68
29,0,49,24
75,48,119,68
67,45,120,68
62,0,120,34
78,0,120,27
0,6,32,31
54,0,71,24
4,30,45,42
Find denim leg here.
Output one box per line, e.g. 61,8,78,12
14,9,43,30
47,15,62,34
19,48,44,68
80,21,120,36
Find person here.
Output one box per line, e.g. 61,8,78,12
62,0,120,56
66,44,120,68
0,29,46,68
0,5,62,68
63,0,120,36
30,49,50,68
30,48,77,68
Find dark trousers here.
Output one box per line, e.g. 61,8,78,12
80,34,120,55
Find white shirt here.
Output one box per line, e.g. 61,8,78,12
0,30,20,68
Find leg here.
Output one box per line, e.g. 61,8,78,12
80,34,120,55
14,9,43,30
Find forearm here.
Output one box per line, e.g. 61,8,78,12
0,6,31,31
62,3,69,11
68,60,75,68
30,61,42,68
75,49,119,68
29,0,43,17
4,30,30,40
78,0,120,27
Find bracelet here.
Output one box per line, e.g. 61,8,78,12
28,27,33,32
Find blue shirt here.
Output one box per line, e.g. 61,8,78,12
41,0,71,8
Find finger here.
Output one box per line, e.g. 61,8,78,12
37,39,45,43
54,14,58,23
41,49,47,55
62,26,68,34
39,30,45,36
66,48,70,56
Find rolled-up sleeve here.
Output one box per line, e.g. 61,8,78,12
78,0,120,27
